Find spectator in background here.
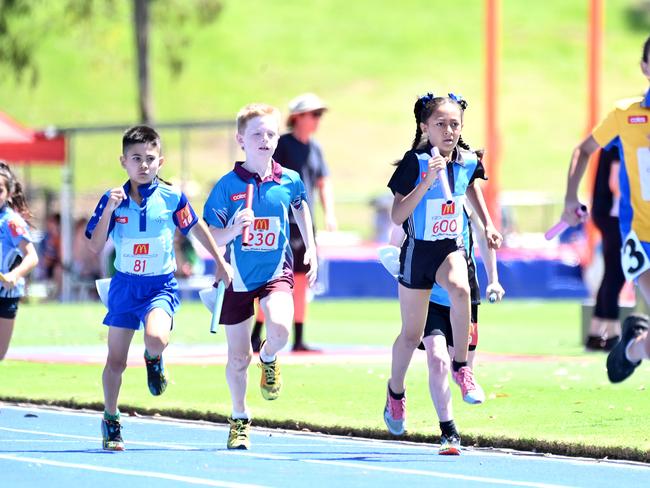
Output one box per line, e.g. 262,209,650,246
174,229,198,278
586,142,625,351
42,212,62,300
251,93,337,352
73,217,101,282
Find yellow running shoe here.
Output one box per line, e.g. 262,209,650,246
259,357,282,400
227,417,251,450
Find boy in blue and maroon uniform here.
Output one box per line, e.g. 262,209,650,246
203,103,317,449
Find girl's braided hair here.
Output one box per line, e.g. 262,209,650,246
0,161,33,222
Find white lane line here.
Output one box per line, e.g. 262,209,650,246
303,459,576,487
0,427,200,450
220,452,292,461
0,453,267,488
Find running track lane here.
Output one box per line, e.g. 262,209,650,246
0,404,648,488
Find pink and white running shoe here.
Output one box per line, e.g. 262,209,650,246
452,366,485,404
383,385,406,435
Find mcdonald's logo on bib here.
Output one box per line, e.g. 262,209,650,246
254,219,269,231
441,202,455,216
133,243,150,255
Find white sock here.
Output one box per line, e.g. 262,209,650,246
260,345,276,363
231,410,250,420
625,340,640,363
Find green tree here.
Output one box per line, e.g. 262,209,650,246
0,0,222,123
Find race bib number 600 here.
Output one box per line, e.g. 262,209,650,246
424,197,464,241
621,230,650,281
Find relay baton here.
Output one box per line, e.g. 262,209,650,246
544,205,588,240
241,183,255,246
209,281,226,334
0,272,6,283
432,147,453,203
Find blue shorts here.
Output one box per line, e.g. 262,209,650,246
103,271,180,330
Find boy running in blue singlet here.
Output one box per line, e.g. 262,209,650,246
86,126,232,451
203,103,317,450
562,36,650,383
385,93,502,436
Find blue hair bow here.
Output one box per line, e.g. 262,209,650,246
419,92,435,104
448,92,463,102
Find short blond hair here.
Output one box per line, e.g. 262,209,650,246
236,103,281,134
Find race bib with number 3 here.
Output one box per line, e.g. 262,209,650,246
621,230,650,281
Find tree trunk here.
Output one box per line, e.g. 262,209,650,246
134,0,153,124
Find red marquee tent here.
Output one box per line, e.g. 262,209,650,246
0,111,73,300
0,112,66,163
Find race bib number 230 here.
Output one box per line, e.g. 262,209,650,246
243,217,281,252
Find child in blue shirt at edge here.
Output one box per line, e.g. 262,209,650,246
0,161,39,361
203,103,317,450
86,126,233,451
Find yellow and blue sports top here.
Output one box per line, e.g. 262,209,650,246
85,179,198,276
203,161,307,292
592,89,650,240
0,205,33,298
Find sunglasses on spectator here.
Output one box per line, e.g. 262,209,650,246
307,110,325,118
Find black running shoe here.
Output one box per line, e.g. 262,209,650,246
585,335,605,351
144,353,168,396
101,418,125,451
603,335,620,352
606,314,648,383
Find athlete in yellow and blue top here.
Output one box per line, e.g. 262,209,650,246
562,35,650,384
86,125,232,451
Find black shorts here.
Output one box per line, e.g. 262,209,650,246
398,237,465,289
0,297,20,319
468,258,481,305
421,302,479,349
289,223,313,274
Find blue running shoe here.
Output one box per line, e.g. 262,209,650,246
145,353,168,396
607,314,648,383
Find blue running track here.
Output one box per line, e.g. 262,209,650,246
0,404,648,487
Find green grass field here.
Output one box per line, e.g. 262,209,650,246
0,1,648,235
2,299,649,461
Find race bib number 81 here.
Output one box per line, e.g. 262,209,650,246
621,230,650,281
121,237,165,275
